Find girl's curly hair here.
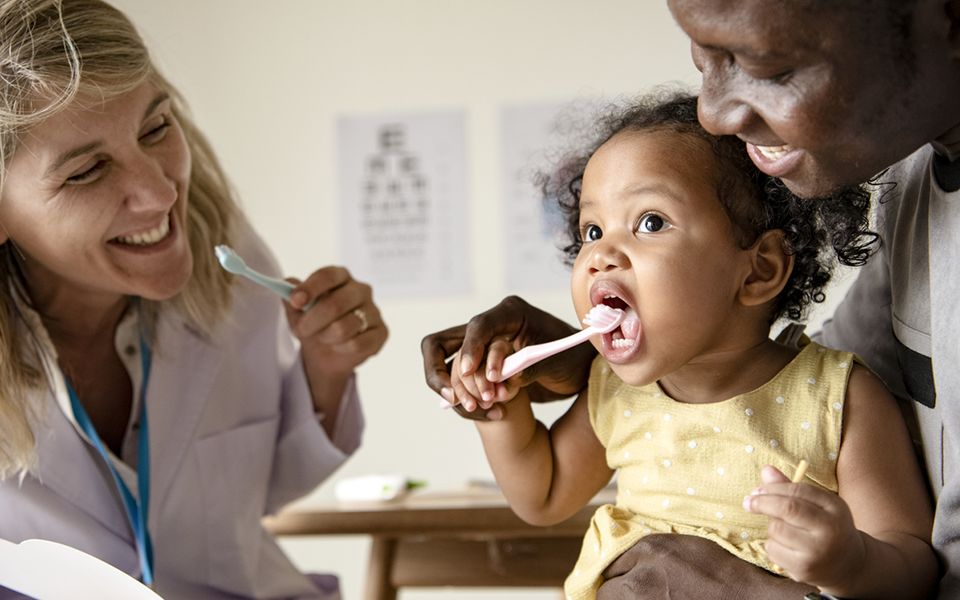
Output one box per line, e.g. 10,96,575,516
539,90,879,324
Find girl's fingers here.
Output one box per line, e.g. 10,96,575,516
746,483,840,518
760,464,791,484
483,336,515,383
451,375,482,411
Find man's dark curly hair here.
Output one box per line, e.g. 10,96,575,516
539,90,879,324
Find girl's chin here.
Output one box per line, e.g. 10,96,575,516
605,364,656,389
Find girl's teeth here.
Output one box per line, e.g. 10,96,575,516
756,144,793,161
118,215,170,246
610,329,636,350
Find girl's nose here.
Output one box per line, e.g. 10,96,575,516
693,44,756,137
588,233,630,273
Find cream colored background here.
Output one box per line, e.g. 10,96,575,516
107,2,854,598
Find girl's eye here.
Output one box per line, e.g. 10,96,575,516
582,224,602,242
638,214,670,233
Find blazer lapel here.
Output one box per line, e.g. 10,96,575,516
145,309,224,518
33,390,133,542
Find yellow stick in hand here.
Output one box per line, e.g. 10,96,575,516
791,459,809,483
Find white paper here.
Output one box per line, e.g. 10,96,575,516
0,538,162,599
500,103,574,292
338,111,471,299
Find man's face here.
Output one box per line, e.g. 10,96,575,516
668,0,960,198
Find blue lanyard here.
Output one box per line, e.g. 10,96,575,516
64,338,154,587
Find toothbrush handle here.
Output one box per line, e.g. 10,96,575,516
239,270,295,301
498,327,598,382
239,270,321,311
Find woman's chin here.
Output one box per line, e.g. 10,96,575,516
134,259,194,301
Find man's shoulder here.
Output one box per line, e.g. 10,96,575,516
884,145,934,184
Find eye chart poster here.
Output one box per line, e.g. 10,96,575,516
337,111,471,299
500,103,573,292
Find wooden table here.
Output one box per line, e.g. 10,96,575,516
264,485,615,600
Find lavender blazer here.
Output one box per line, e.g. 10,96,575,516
0,231,363,599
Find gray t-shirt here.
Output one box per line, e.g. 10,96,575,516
817,144,960,595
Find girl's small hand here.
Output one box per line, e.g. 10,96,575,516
284,266,387,379
449,343,518,417
743,465,865,589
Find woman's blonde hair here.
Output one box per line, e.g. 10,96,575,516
0,0,239,477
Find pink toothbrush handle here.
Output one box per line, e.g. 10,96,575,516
498,327,599,382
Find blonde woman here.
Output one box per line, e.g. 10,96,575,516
0,1,386,597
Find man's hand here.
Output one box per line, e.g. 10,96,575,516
421,296,597,420
597,534,818,600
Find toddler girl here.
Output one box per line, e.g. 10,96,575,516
448,92,937,599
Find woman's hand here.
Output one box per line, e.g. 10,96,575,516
743,465,863,589
421,296,596,420
284,266,387,429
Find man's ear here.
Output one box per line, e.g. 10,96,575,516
940,0,960,53
739,230,793,308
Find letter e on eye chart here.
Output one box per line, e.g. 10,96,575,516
337,111,471,299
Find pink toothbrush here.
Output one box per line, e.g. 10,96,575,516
497,305,625,382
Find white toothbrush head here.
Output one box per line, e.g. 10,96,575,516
214,245,246,274
582,304,625,333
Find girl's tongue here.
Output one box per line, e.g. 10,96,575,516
604,305,640,352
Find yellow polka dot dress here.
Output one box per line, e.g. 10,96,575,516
564,341,856,600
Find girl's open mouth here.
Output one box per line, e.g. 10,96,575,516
597,295,641,359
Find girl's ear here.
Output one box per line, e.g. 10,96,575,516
739,229,793,307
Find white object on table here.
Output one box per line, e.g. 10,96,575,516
334,474,418,502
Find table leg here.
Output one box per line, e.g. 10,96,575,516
364,536,398,600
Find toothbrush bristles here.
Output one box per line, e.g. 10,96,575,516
583,305,624,330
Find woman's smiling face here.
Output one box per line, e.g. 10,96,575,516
571,129,754,387
0,81,193,307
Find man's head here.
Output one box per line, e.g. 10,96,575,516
667,0,960,197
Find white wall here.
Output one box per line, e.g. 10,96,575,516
106,2,852,598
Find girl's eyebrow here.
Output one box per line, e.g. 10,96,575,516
628,184,685,201
579,184,686,214
43,92,170,180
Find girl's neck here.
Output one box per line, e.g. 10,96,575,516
657,338,798,405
